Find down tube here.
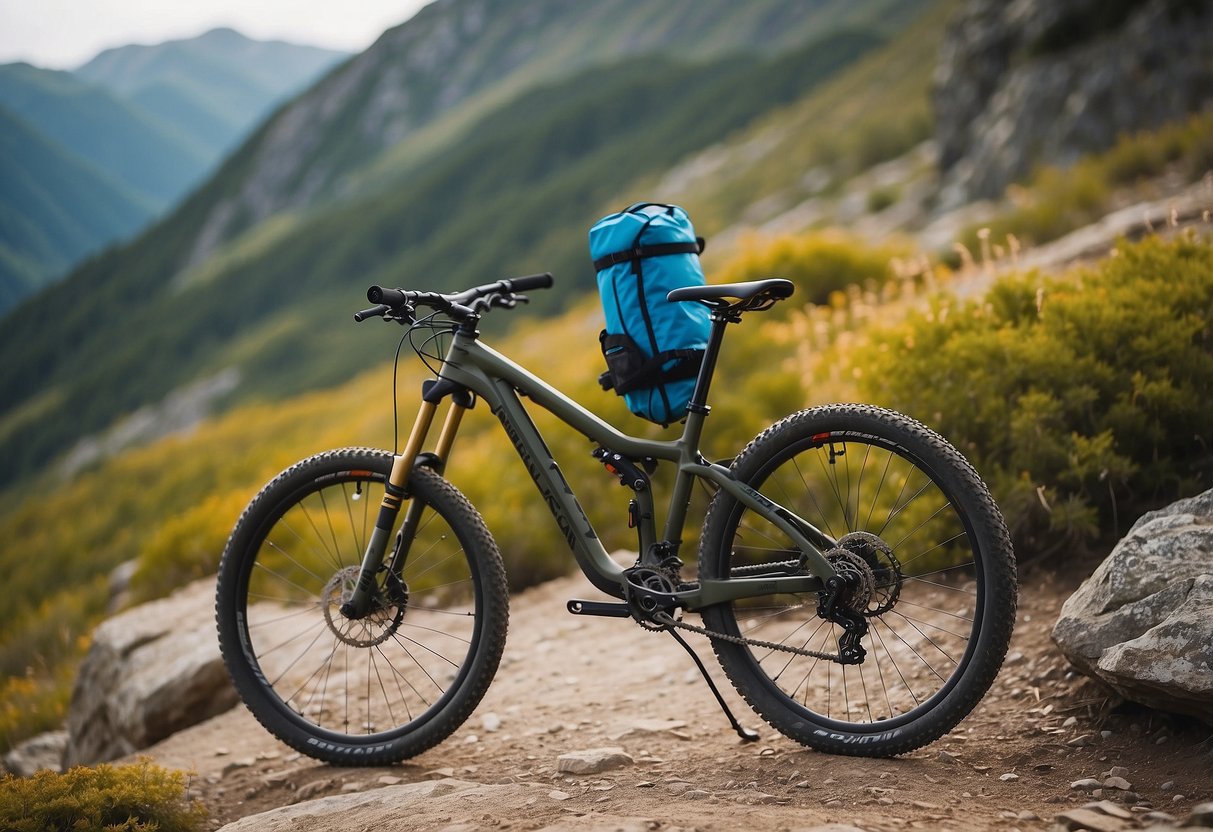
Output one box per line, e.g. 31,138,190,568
487,378,627,598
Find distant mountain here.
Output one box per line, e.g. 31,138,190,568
76,27,349,163
0,64,203,313
0,30,348,314
0,63,207,205
0,105,157,311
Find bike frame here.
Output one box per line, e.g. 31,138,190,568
346,314,839,616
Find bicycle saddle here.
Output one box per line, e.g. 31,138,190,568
667,278,794,312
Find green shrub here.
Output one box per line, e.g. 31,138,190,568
852,234,1213,555
718,232,900,305
0,761,207,832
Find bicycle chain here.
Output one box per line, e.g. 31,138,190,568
651,610,844,663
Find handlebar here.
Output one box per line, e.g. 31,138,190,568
357,272,554,324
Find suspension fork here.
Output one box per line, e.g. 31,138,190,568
339,390,469,619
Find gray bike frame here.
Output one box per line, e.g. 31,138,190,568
351,325,839,615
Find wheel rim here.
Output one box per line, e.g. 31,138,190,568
718,430,986,732
233,468,484,743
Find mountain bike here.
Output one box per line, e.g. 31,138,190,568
215,273,1017,765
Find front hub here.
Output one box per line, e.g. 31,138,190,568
323,566,408,647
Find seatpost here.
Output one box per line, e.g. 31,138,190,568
685,312,731,416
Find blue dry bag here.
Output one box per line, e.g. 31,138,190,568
590,203,712,424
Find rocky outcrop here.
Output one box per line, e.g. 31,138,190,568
63,577,237,766
933,0,1213,205
1,730,67,776
1052,489,1213,724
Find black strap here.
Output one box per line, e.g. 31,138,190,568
592,238,705,272
599,348,704,394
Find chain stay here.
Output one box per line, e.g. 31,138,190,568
651,611,844,663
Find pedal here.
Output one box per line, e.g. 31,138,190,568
566,599,630,618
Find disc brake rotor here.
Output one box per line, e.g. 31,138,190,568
321,566,408,647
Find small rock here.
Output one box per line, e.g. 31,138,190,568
557,747,634,775
221,757,256,776
666,782,693,796
261,771,291,787
1103,776,1132,791
339,781,364,793
1161,780,1175,791
1067,734,1094,748
937,750,960,764
293,779,332,802
1142,811,1176,824
1102,766,1130,780
683,789,712,800
377,775,403,785
1189,802,1213,825
425,767,456,779
1071,778,1103,793
999,772,1019,782
549,789,571,801
1174,794,1187,803
1054,807,1130,831
1085,800,1133,820
1063,716,1079,727
1017,810,1040,821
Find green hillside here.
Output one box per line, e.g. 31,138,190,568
0,106,156,311
0,0,931,491
0,33,348,315
0,63,209,205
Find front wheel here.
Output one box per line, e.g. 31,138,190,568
699,405,1016,756
216,448,508,765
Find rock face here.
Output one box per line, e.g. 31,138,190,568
933,0,1213,205
63,577,238,766
1,730,68,776
1052,489,1213,724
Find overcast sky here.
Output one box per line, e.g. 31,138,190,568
0,0,433,69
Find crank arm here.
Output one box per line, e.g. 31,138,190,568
567,599,631,618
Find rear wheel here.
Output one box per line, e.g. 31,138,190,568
699,405,1016,756
216,448,508,765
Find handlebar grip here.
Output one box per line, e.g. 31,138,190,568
354,304,391,322
505,273,553,292
367,285,406,305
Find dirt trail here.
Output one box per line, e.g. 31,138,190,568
141,560,1211,831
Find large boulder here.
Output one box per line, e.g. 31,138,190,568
63,577,238,766
1052,489,1213,724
